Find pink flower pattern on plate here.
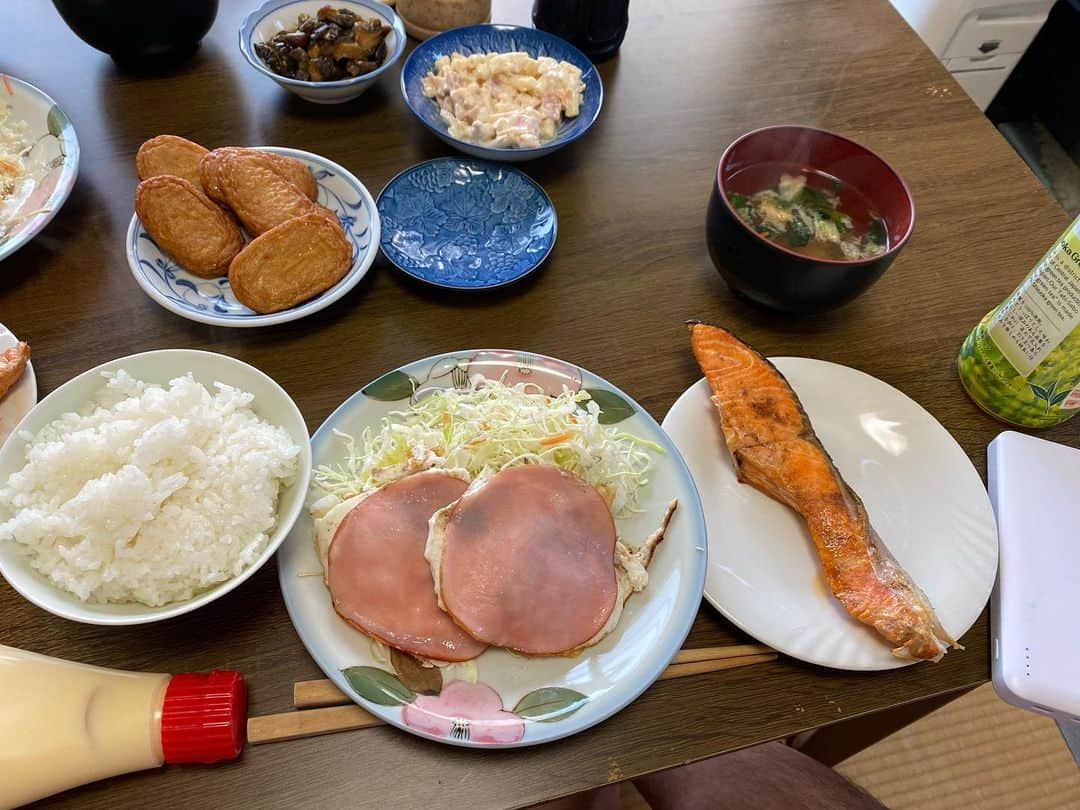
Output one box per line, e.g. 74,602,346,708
465,350,582,396
401,680,526,744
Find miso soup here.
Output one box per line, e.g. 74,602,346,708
726,166,887,261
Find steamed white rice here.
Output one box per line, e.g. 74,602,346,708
0,370,301,606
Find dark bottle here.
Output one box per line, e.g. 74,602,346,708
532,0,629,61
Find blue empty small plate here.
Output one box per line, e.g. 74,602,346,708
376,158,557,290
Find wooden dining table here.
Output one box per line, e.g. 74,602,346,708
3,0,1075,806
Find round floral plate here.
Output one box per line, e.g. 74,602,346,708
278,349,707,748
0,75,79,263
376,158,556,289
126,147,379,327
0,322,36,448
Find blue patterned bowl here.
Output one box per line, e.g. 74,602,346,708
377,157,557,289
400,24,603,162
126,147,379,327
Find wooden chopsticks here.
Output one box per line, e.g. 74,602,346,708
248,704,384,744
248,644,775,745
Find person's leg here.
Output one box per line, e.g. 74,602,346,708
527,785,621,810
633,742,885,810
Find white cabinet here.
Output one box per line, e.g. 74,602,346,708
952,55,1022,109
889,0,1053,110
944,6,1050,59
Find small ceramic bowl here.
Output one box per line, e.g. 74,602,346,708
240,0,406,104
707,125,915,314
401,24,602,162
376,157,557,289
0,349,312,626
397,0,491,40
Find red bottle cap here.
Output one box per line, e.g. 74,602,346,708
160,670,247,764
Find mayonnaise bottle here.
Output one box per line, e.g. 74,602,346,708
0,645,246,809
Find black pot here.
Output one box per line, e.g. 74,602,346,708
52,0,218,65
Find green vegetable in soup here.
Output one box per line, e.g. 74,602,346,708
730,173,887,261
868,217,886,246
794,184,835,210
785,215,813,247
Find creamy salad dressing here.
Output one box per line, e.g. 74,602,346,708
421,51,584,148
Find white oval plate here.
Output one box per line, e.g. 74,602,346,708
0,349,311,625
0,323,35,447
662,358,998,671
127,147,379,327
0,75,79,263
279,349,707,747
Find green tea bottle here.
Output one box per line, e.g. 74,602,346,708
958,213,1080,428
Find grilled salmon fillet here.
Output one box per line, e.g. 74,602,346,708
689,322,956,661
0,341,29,401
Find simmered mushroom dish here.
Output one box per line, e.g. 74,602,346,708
254,6,392,82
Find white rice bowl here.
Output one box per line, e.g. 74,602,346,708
0,370,300,605
0,349,312,624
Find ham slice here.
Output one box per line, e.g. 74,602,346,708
326,470,487,663
428,465,620,655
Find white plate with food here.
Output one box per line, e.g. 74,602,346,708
663,323,999,671
0,75,79,263
0,349,311,624
0,324,34,447
127,141,378,327
279,349,707,747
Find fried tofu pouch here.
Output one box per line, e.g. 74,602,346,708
217,150,329,235
134,176,245,278
200,147,318,205
228,212,351,313
135,135,209,187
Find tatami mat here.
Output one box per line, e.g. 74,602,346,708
836,684,1080,809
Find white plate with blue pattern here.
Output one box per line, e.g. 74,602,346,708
126,147,379,327
376,158,556,290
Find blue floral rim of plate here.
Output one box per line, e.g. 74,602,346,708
126,147,379,327
376,157,557,290
400,24,603,158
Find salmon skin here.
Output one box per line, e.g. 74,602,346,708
689,321,956,662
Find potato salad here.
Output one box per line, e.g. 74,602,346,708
421,51,584,149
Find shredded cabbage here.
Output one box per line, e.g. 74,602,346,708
313,377,661,517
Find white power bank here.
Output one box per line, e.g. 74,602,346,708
988,431,1080,722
